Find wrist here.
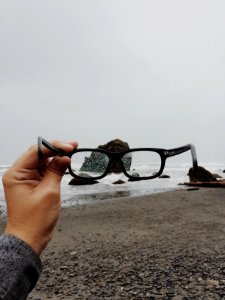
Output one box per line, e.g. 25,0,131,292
4,226,49,255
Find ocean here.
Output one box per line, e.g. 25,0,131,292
0,163,224,211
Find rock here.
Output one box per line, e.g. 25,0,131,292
213,173,223,179
98,138,129,152
112,179,126,184
223,170,225,173
188,166,217,182
80,152,110,174
77,139,131,176
98,139,130,173
205,279,219,287
187,188,199,191
128,172,141,181
171,296,184,300
69,177,99,185
159,174,170,178
60,265,69,270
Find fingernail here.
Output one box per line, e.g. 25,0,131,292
63,143,73,149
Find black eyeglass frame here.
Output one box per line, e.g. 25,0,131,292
38,137,198,181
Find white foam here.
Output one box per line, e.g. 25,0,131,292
0,163,224,209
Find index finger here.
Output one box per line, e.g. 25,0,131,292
12,139,78,170
38,137,68,159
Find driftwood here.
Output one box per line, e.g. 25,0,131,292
184,180,225,188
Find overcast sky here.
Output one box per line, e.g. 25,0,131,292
1,0,225,165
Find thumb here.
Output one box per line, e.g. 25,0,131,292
42,156,71,186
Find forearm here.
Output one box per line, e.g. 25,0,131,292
0,234,42,300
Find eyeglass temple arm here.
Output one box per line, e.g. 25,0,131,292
165,144,198,170
38,136,66,159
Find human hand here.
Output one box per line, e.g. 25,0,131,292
2,139,78,255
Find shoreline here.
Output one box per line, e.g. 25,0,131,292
1,188,225,299
0,184,186,212
62,185,187,208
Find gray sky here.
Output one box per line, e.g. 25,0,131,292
1,0,225,165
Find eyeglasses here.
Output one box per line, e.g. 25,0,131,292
38,137,198,181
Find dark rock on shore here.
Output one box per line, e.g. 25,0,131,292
112,179,126,184
213,173,223,179
188,166,217,182
159,174,170,178
98,138,130,153
69,177,99,185
128,172,141,181
98,139,130,174
79,151,109,174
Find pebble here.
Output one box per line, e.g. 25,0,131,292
205,279,219,287
29,246,225,300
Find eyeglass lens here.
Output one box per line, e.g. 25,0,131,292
122,151,162,178
71,151,110,178
70,150,162,179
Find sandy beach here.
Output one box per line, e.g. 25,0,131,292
1,187,225,299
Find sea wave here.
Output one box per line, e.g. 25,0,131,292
0,163,224,210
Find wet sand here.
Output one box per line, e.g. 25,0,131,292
1,188,225,299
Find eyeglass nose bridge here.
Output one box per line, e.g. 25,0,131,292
106,153,127,175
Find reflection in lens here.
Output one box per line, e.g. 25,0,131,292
122,151,161,178
71,151,109,178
